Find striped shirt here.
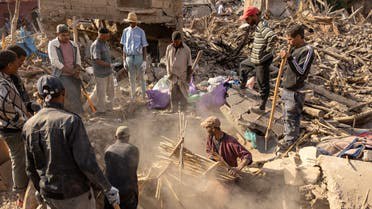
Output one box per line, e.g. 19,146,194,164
0,72,29,130
283,44,315,90
250,20,277,64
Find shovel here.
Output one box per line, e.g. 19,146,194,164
264,46,291,151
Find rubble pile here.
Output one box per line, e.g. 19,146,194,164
183,1,371,143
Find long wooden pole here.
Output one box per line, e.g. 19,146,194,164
72,16,78,44
10,0,21,44
264,46,291,151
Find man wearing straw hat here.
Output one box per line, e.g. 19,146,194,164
120,12,149,101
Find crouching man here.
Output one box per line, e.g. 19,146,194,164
23,75,120,209
201,116,252,176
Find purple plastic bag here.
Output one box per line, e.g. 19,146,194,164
189,77,198,95
146,90,170,109
197,83,226,112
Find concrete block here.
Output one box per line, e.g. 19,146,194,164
300,166,321,185
299,146,318,167
262,158,284,174
318,155,372,209
281,156,304,186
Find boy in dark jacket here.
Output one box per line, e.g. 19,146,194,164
277,24,315,153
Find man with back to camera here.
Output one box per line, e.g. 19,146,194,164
23,75,120,209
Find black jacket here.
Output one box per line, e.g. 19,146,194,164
23,102,111,199
283,44,314,90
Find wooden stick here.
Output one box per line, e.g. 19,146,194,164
362,189,370,209
203,161,220,176
72,16,79,44
192,50,203,71
265,46,291,151
280,132,313,158
163,177,186,209
169,138,184,158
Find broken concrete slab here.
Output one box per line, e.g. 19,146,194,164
301,166,321,185
317,155,372,209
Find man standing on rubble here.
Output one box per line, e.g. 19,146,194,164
23,75,120,209
240,6,277,113
48,24,84,115
121,12,149,101
89,27,114,114
165,31,193,112
0,50,30,208
277,25,314,153
201,116,252,176
104,126,139,209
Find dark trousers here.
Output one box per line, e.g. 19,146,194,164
239,59,255,89
255,57,273,108
282,88,305,144
170,83,187,112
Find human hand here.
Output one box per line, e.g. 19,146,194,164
279,50,288,59
123,61,128,70
141,61,147,69
104,186,120,205
228,167,240,176
246,76,255,89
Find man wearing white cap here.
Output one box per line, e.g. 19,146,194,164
120,12,149,100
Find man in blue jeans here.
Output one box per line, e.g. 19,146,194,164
120,12,149,100
277,24,314,154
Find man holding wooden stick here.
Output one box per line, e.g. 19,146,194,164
240,6,277,113
201,116,252,176
165,31,193,112
277,25,314,153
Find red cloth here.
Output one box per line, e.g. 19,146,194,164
60,42,74,71
239,6,260,20
206,132,252,167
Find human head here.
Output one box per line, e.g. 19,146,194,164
172,31,183,47
115,126,130,142
56,24,70,43
7,45,27,68
201,116,221,136
98,27,110,41
125,12,138,27
0,50,18,75
37,75,65,104
239,6,260,26
286,24,305,47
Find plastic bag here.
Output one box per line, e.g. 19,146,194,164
146,90,170,109
189,77,198,95
197,83,227,112
153,75,170,93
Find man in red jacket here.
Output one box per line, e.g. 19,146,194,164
201,116,252,176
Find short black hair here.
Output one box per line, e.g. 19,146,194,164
7,45,27,58
0,50,17,70
98,27,110,34
286,24,305,39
